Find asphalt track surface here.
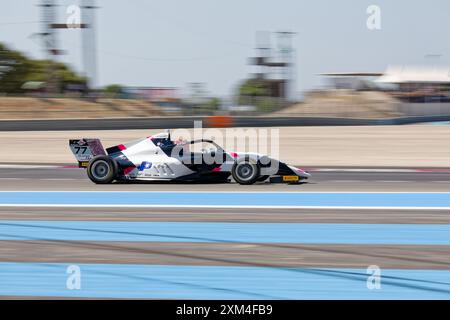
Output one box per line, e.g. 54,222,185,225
1,167,450,191
3,114,450,132
2,115,449,132
0,166,449,299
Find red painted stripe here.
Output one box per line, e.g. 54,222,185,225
61,165,80,169
416,168,450,173
123,166,135,175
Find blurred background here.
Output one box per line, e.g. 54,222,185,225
1,0,450,120
1,1,450,301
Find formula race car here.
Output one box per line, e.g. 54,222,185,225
69,131,311,185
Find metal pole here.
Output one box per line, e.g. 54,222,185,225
81,0,98,90
41,0,59,95
276,31,296,101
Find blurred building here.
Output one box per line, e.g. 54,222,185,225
376,66,450,93
123,86,178,101
320,72,383,91
320,65,450,118
322,65,450,93
122,86,181,111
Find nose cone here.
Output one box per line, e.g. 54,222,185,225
295,167,311,178
302,171,312,178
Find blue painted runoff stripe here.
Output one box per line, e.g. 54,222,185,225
431,121,450,126
1,191,450,208
0,263,449,299
0,220,449,245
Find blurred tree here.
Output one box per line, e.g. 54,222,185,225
239,79,268,97
237,79,284,113
206,97,221,110
103,84,124,97
0,43,31,93
0,42,86,94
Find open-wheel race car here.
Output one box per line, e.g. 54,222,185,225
69,131,310,185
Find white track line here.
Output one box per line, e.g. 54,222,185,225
1,190,450,194
0,165,59,169
0,204,450,210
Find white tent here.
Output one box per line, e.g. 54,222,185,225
376,66,450,84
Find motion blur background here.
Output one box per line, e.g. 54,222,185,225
1,0,450,167
1,0,450,301
1,0,450,119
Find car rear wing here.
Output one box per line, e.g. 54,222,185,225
69,139,106,168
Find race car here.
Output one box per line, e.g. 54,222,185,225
69,130,311,185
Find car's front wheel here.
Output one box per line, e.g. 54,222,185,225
87,155,118,184
232,159,260,185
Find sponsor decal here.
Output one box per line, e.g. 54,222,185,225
79,161,88,168
139,161,152,171
70,143,92,161
282,175,299,182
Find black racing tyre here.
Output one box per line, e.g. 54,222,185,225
257,175,270,182
231,158,260,185
87,155,118,184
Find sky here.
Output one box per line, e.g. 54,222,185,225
1,0,450,98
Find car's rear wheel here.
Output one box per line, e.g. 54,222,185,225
87,155,118,184
232,158,260,185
